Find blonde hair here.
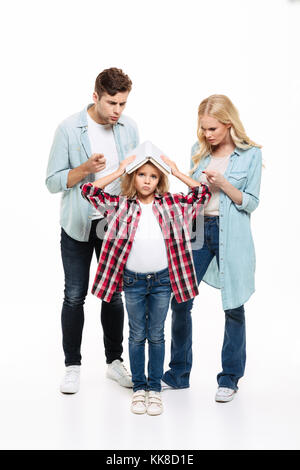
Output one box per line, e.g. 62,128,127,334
191,94,261,174
120,162,169,198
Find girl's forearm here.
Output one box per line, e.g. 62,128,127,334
93,168,124,188
172,169,201,188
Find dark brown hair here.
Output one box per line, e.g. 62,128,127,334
95,68,132,98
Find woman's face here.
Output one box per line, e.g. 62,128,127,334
134,163,160,198
200,115,231,146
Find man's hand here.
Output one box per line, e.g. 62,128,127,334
67,154,106,188
84,153,106,174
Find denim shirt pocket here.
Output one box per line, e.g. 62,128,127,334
227,171,248,190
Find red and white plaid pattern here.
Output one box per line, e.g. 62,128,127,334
81,183,210,303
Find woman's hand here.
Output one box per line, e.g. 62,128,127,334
118,154,136,174
161,155,180,176
202,170,226,189
203,169,242,204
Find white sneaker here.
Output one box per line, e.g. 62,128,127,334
131,390,147,414
215,387,236,402
106,360,133,388
147,391,164,416
60,365,80,394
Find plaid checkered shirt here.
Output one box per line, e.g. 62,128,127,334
81,183,211,303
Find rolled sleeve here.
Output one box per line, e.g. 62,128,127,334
81,183,121,216
235,191,251,212
46,125,72,194
60,169,71,192
174,184,211,221
234,148,262,214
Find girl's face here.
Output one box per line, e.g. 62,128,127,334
134,163,160,199
200,115,231,146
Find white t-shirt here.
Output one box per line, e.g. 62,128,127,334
199,155,230,216
125,202,168,273
87,113,120,220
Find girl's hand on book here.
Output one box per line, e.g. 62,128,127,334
161,155,179,176
119,155,136,174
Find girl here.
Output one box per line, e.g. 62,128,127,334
162,94,262,402
81,154,210,415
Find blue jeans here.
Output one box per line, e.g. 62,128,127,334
60,222,124,366
162,216,246,391
123,267,172,392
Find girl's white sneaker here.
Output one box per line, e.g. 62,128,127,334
147,391,164,416
131,390,147,414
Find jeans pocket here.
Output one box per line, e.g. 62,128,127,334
123,276,136,287
158,276,171,286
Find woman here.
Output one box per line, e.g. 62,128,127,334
81,154,210,415
162,94,262,402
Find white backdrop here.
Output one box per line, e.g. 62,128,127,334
1,0,300,450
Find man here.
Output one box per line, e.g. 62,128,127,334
46,68,139,393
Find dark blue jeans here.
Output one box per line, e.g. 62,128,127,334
60,220,124,366
162,216,246,391
123,267,172,392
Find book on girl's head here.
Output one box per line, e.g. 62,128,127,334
125,140,171,175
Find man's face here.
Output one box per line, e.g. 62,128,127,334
92,91,129,125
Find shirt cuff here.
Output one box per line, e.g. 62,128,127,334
234,191,250,211
60,169,71,191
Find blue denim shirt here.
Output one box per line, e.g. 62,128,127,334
46,105,139,241
191,143,262,310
